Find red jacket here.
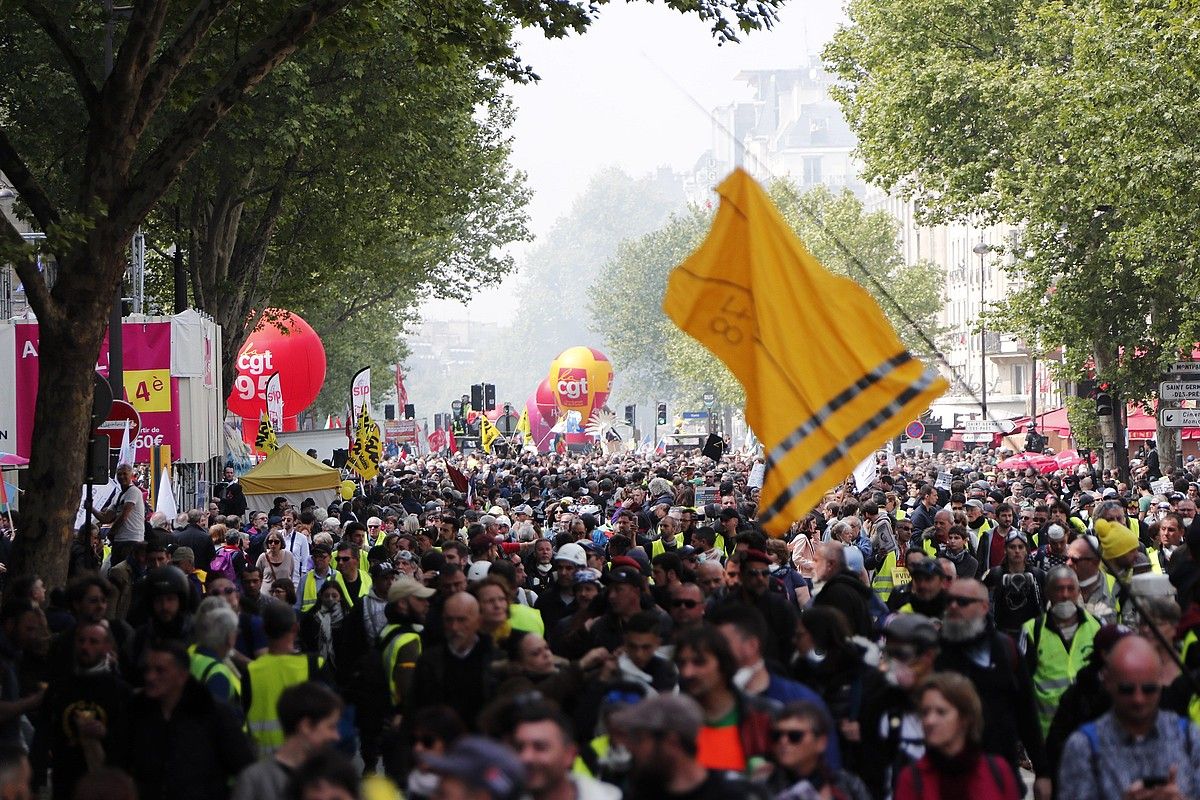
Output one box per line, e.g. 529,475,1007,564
894,750,1020,800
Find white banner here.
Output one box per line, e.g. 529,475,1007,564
265,372,283,433
853,454,878,493
350,367,371,427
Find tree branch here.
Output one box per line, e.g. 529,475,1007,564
131,0,238,140
0,128,61,232
0,215,59,326
115,0,353,234
18,1,101,116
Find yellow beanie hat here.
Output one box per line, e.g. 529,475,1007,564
1094,517,1138,560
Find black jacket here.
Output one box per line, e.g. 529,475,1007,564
936,627,1048,779
813,572,874,638
408,636,498,731
121,678,255,800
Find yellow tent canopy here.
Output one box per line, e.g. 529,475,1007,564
240,445,341,512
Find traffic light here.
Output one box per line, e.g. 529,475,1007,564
624,404,636,426
1095,391,1114,416
657,402,667,426
404,403,415,420
484,383,496,411
471,384,484,411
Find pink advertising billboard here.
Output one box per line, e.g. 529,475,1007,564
14,320,181,462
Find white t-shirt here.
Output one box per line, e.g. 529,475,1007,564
111,485,146,544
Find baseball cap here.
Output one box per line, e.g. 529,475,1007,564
1078,492,1096,505
512,504,533,517
606,565,643,587
573,568,603,586
909,559,946,579
965,499,984,510
395,549,417,564
388,576,435,603
610,694,703,742
467,561,492,583
423,736,525,800
883,613,939,649
1101,488,1118,499
171,546,194,564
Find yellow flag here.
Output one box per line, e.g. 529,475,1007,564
255,411,278,454
516,407,531,443
347,400,382,479
479,414,501,454
663,169,948,536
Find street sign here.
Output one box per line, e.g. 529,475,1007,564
1159,408,1200,428
962,432,993,443
962,418,1017,434
95,400,141,449
904,421,925,439
702,391,716,408
1159,381,1200,401
1169,362,1200,375
496,413,518,435
681,411,709,420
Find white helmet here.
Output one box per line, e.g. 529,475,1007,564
554,542,587,567
467,561,492,583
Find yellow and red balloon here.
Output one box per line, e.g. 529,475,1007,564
547,346,613,422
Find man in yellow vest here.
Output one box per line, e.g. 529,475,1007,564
1021,567,1101,737
334,541,373,606
191,602,242,718
244,603,328,755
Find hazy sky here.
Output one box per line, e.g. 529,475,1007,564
421,0,848,323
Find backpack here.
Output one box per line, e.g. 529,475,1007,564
209,548,238,582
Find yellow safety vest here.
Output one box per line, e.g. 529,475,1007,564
190,650,242,703
650,534,686,559
245,653,321,753
379,624,421,706
300,570,356,612
508,603,544,636
1022,612,1101,736
871,550,911,602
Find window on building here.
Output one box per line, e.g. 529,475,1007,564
1012,364,1025,395
803,157,822,185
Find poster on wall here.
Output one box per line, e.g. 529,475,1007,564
14,321,181,462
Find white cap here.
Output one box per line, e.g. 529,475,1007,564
554,542,587,567
1046,524,1066,541
467,561,492,583
495,515,511,528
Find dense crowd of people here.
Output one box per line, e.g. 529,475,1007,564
1,442,1199,800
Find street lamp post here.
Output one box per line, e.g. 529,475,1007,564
973,240,990,419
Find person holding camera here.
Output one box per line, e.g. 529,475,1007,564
981,531,1045,636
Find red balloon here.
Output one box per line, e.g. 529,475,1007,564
226,310,326,420
534,378,558,425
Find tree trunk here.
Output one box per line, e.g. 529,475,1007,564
1156,426,1180,475
13,257,116,590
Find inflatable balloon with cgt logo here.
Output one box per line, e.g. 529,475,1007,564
547,346,613,424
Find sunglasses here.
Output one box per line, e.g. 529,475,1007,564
336,556,354,563
1116,682,1160,696
947,596,983,607
769,729,813,744
672,599,700,609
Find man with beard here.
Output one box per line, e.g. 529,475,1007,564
611,693,764,800
936,578,1052,800
512,702,620,800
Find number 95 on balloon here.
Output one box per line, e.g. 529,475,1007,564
124,369,172,413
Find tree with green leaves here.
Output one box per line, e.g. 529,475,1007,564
826,0,1200,476
0,0,784,586
594,179,944,407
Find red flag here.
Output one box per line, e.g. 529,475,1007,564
428,429,446,452
446,464,469,493
447,427,458,455
394,365,408,412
